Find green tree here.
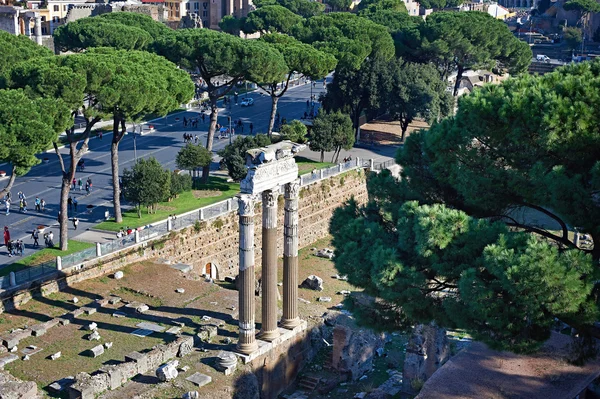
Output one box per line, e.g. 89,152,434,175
170,172,193,199
219,15,245,34
277,0,324,17
358,9,422,58
53,16,154,52
325,0,353,11
258,33,337,136
280,119,308,143
122,157,171,217
309,111,354,162
321,56,390,138
0,89,70,197
357,0,407,13
176,143,213,180
564,27,583,50
156,29,286,183
395,11,532,95
243,5,303,34
98,12,171,43
293,13,395,70
0,30,52,88
384,60,452,141
330,199,597,353
218,135,272,181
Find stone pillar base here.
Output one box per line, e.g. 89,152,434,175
258,329,281,342
236,340,258,355
280,317,302,330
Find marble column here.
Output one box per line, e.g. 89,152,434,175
34,15,42,45
281,180,301,329
259,189,280,341
236,194,258,354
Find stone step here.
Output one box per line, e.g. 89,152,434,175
297,375,320,391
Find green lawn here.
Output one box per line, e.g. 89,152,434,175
296,156,334,175
0,240,94,276
95,177,239,232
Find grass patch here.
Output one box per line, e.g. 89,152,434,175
0,240,94,276
295,156,334,176
95,177,239,232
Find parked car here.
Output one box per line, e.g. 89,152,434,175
536,54,551,63
240,98,254,106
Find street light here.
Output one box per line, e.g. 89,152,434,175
228,116,232,145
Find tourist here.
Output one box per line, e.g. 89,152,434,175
15,240,23,256
3,226,10,248
4,199,9,215
31,229,39,247
78,178,83,191
22,198,27,213
73,197,78,212
68,196,73,211
40,199,46,212
6,240,13,257
72,178,77,189
73,217,79,230
34,197,41,212
87,178,92,193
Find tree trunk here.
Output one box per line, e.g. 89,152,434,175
202,96,218,184
0,165,18,199
353,108,361,141
320,151,324,162
268,95,279,138
58,142,77,251
333,147,342,163
111,117,123,223
453,65,465,97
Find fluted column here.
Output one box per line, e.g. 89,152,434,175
236,194,258,354
281,180,301,329
34,15,42,45
259,189,280,341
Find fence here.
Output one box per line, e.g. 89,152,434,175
1,157,367,291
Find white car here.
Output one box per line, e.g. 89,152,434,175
240,98,254,106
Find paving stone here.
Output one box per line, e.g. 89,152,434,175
130,329,153,337
21,345,42,356
112,312,126,318
186,372,212,387
135,322,165,332
166,327,181,335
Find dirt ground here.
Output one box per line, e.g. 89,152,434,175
359,120,430,145
0,237,414,399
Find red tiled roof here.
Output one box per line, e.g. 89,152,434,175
417,332,600,399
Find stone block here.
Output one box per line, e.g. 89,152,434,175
145,347,165,371
99,365,124,390
50,352,61,360
125,351,148,375
156,360,178,382
0,354,19,369
86,345,104,358
116,361,138,380
196,325,218,343
48,376,75,394
85,322,98,331
30,323,47,337
95,298,109,307
108,296,121,305
0,380,37,398
71,308,85,318
82,307,96,316
114,271,124,279
2,329,31,349
87,331,101,341
177,336,194,357
45,318,61,329
136,304,149,313
58,318,70,326
186,372,212,387
300,275,324,291
162,342,179,360
183,392,199,399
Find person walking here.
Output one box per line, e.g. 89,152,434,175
72,178,77,189
31,229,39,247
73,217,79,230
22,198,27,213
85,182,90,195
19,198,24,213
4,199,9,215
68,196,73,211
73,197,78,212
40,199,46,212
99,131,103,140
78,178,83,191
3,226,10,249
249,123,254,135
34,197,41,212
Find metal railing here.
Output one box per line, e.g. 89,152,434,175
2,157,366,290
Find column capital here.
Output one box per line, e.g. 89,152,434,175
237,194,255,217
262,188,278,208
284,179,300,200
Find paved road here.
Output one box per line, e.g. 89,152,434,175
0,78,396,267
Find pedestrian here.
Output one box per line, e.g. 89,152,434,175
31,229,39,247
4,191,10,202
68,196,73,211
183,116,188,127
17,191,23,201
201,113,206,123
72,178,77,189
323,80,326,88
3,226,10,248
85,183,90,195
87,178,92,193
78,178,83,191
4,199,9,215
73,197,78,212
19,198,24,213
306,100,309,108
195,135,199,144
313,81,316,88
35,197,41,212
7,240,13,257
99,131,103,140
22,199,27,213
40,199,46,212
15,240,23,256
57,211,61,224
303,111,308,119
250,123,254,135
73,217,79,230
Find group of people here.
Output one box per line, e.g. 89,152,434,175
183,133,199,144
183,115,206,128
116,226,134,238
71,177,93,194
28,228,54,248
3,226,24,256
4,192,48,216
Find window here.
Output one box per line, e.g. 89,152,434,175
176,11,179,17
194,2,198,9
53,5,58,11
202,10,207,16
203,19,207,26
186,3,189,9
63,5,67,10
203,2,207,9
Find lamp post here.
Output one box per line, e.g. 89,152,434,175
133,123,138,162
228,116,232,145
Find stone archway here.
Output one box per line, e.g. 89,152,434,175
204,262,219,280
